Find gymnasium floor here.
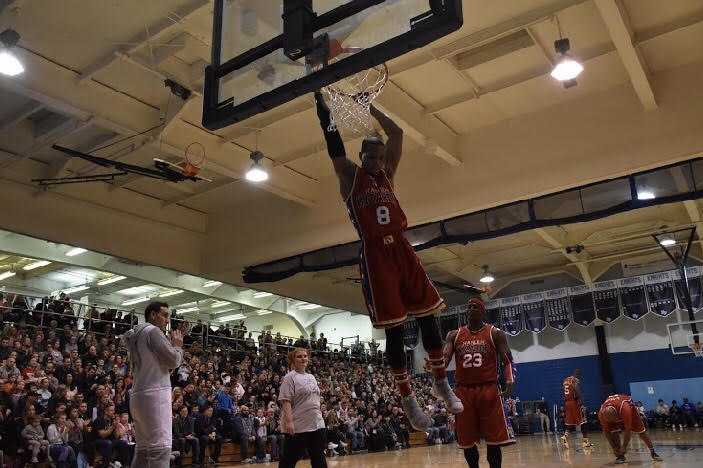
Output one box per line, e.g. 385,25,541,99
225,430,703,467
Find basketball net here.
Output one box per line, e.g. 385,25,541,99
184,142,205,176
321,63,388,135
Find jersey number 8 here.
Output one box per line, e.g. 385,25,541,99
462,353,483,368
376,206,390,225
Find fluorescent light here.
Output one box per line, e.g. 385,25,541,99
211,301,230,308
176,307,199,314
203,280,222,287
97,275,126,286
63,285,89,294
253,291,273,298
217,313,246,322
257,309,273,315
298,303,322,310
116,285,156,296
23,260,51,271
159,289,183,297
65,248,87,257
637,190,655,200
0,50,23,76
0,271,16,281
122,296,150,306
551,57,583,81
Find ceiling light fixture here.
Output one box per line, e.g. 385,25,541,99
63,285,90,294
257,309,273,315
203,280,222,287
659,235,676,247
479,265,495,284
211,301,230,308
0,271,16,281
551,38,583,84
122,296,150,306
217,313,246,322
65,247,87,257
253,291,273,298
159,289,183,297
245,150,268,182
0,29,24,77
176,307,200,314
97,275,126,286
298,303,322,310
23,260,51,270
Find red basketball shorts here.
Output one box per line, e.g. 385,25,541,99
565,400,586,426
359,233,444,328
455,383,516,448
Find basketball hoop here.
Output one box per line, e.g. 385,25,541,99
183,142,205,176
321,45,388,135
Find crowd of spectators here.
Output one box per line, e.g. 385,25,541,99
0,293,451,468
645,398,703,429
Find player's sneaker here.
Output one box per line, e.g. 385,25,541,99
582,438,593,448
401,394,432,432
651,450,663,461
615,455,626,464
560,434,569,446
431,378,464,414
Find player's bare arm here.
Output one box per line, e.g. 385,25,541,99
492,327,515,397
370,104,402,181
315,91,358,200
573,380,582,402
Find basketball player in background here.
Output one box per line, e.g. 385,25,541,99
560,369,592,448
598,394,662,464
437,298,516,468
315,92,463,431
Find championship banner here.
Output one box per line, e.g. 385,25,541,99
672,266,703,312
545,288,571,330
485,299,502,327
521,292,546,333
644,271,676,317
594,280,620,323
569,284,596,326
618,276,648,320
499,296,523,336
403,318,419,348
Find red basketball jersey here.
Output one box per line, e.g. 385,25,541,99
600,394,632,418
454,325,499,385
563,376,578,401
346,168,407,239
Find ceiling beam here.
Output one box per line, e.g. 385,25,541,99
77,0,209,84
534,227,592,283
0,102,44,133
273,135,364,167
161,179,232,208
220,99,314,143
594,0,657,111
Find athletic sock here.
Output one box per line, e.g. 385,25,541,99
391,367,412,397
427,349,446,380
487,445,502,468
464,446,479,468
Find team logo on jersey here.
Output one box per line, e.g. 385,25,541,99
456,339,490,354
355,186,397,208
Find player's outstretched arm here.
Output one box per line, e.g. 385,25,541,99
370,104,402,180
315,92,357,199
493,328,515,397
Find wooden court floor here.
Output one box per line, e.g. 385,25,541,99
222,429,703,467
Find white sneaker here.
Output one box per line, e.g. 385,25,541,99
679,425,684,430
328,442,338,449
339,441,348,448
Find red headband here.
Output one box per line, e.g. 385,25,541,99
467,298,485,311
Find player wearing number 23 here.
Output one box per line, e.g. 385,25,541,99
443,298,516,468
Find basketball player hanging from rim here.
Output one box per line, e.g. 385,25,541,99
434,298,516,468
314,91,463,431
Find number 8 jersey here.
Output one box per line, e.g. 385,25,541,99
346,168,407,238
454,324,500,385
